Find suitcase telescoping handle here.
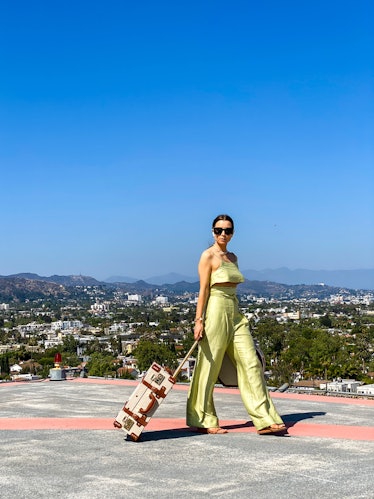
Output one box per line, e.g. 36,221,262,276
172,340,199,380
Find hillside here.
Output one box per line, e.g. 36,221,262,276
0,273,364,302
5,273,101,287
0,277,69,302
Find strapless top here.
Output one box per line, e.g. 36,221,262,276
210,260,245,287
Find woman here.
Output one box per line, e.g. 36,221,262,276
187,214,286,435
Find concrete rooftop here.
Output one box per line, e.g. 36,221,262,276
1,378,373,499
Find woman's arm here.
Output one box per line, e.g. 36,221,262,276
194,251,212,341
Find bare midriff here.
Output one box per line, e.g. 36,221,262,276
212,282,237,288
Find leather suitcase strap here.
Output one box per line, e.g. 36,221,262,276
123,406,148,427
141,380,168,398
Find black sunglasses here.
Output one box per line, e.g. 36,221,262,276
213,227,234,235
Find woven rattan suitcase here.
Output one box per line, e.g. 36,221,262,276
114,341,198,441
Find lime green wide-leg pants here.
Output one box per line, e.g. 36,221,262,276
187,287,283,430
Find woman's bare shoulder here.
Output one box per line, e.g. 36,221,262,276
200,247,215,260
198,248,215,269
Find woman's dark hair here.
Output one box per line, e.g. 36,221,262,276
212,214,234,229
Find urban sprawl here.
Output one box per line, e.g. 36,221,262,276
1,284,374,397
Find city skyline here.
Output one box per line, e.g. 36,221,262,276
1,1,373,280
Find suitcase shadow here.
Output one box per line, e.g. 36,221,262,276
127,428,196,442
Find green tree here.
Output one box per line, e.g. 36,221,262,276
282,334,312,373
320,315,332,328
133,340,177,372
118,368,137,380
109,336,122,355
308,330,342,377
86,353,118,377
62,335,79,354
63,353,81,367
269,358,294,385
181,330,195,356
253,318,286,363
86,338,107,354
354,329,373,364
0,354,10,376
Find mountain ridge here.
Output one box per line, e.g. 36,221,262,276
0,273,371,302
3,273,101,287
1,268,373,295
104,267,374,290
242,267,374,290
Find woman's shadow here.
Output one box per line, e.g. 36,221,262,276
221,411,326,437
127,411,326,442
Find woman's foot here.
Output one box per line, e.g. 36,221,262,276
257,423,287,435
196,427,228,434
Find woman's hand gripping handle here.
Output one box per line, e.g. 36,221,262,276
194,317,204,341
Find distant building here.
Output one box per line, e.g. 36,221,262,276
44,338,63,349
178,356,196,380
11,373,34,381
283,310,300,321
51,320,83,330
154,296,168,305
357,384,374,396
10,364,22,374
326,379,361,393
90,303,109,314
127,294,142,303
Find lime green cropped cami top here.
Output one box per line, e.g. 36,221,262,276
210,260,245,287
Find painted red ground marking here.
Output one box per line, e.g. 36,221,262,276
0,417,373,440
0,418,111,430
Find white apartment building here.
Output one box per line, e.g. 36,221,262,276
17,322,47,337
154,296,168,305
90,303,109,313
127,294,142,303
356,384,374,395
44,338,63,349
51,320,83,331
107,322,129,334
325,379,362,393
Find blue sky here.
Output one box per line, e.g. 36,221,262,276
1,0,373,280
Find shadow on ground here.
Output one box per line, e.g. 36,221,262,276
281,411,326,427
125,412,327,442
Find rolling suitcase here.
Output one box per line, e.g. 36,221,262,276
113,341,198,441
